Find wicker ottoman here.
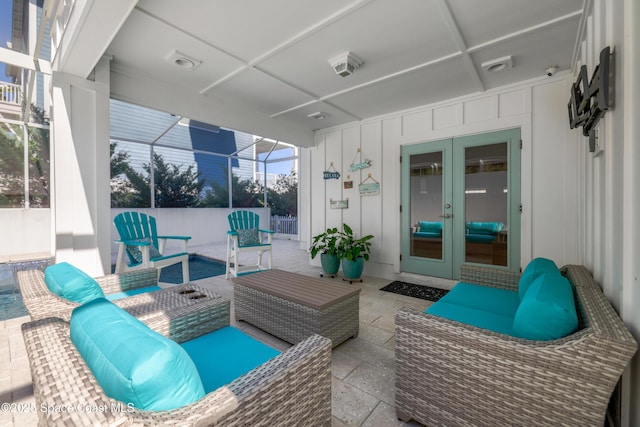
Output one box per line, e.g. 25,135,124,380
233,269,360,347
116,283,230,343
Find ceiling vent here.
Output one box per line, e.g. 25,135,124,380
308,112,329,120
481,55,513,73
167,50,202,70
329,52,363,77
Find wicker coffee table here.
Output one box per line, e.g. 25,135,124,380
233,269,360,347
116,283,230,343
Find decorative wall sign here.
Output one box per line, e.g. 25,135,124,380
344,180,353,189
349,159,371,171
330,198,349,209
323,162,341,179
349,148,372,172
359,173,380,196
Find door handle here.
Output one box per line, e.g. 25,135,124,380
439,213,452,218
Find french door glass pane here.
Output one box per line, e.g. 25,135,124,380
464,143,508,266
410,151,443,260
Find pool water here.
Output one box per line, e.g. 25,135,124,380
0,259,50,321
159,254,226,284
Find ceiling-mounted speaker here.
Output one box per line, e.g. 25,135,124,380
329,52,363,77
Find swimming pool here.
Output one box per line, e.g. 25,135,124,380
0,259,50,321
159,254,226,284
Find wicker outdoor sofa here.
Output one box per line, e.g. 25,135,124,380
16,267,230,342
22,311,332,426
395,264,638,427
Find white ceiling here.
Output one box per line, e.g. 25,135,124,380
105,0,585,144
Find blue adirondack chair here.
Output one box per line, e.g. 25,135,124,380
226,210,274,278
114,212,191,284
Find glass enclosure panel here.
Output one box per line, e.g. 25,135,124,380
410,151,443,259
0,125,24,207
110,139,151,207
464,142,508,266
28,127,49,207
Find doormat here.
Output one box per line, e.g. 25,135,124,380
159,254,226,284
380,281,449,302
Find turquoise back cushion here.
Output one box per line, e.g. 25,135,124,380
466,222,504,235
512,273,578,340
44,262,105,304
518,257,559,299
70,299,205,411
418,221,443,233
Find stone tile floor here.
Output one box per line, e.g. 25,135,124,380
1,239,456,426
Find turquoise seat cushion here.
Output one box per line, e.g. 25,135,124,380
426,301,515,336
105,285,162,301
70,298,205,411
44,262,105,304
437,282,520,318
512,273,578,340
465,234,498,243
181,326,280,393
518,257,559,299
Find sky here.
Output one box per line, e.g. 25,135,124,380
0,0,13,82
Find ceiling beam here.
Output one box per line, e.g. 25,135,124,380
55,0,138,78
433,0,485,93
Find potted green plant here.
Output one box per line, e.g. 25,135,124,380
309,227,341,277
338,223,374,283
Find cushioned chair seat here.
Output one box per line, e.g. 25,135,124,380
465,234,498,243
426,258,578,341
414,231,441,239
181,326,281,393
414,221,442,239
436,282,520,318
426,301,516,336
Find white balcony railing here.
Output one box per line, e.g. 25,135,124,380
0,82,23,107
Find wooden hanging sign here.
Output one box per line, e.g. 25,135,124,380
359,173,380,196
349,148,371,171
323,162,341,179
349,159,372,171
330,198,349,209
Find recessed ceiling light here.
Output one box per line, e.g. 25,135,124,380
481,56,513,73
308,112,329,120
166,50,201,71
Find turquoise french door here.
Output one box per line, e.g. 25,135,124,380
401,128,521,279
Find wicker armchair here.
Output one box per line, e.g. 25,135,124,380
16,268,229,343
22,316,332,426
395,264,637,427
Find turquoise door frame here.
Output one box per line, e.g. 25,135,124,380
401,128,521,279
401,139,453,278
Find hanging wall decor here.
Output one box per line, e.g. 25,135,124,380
359,173,380,196
349,148,372,171
330,198,349,209
323,162,341,179
344,175,354,189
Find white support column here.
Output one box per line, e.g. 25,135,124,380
50,57,111,276
621,0,640,425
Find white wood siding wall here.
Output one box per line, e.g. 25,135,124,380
308,75,581,278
